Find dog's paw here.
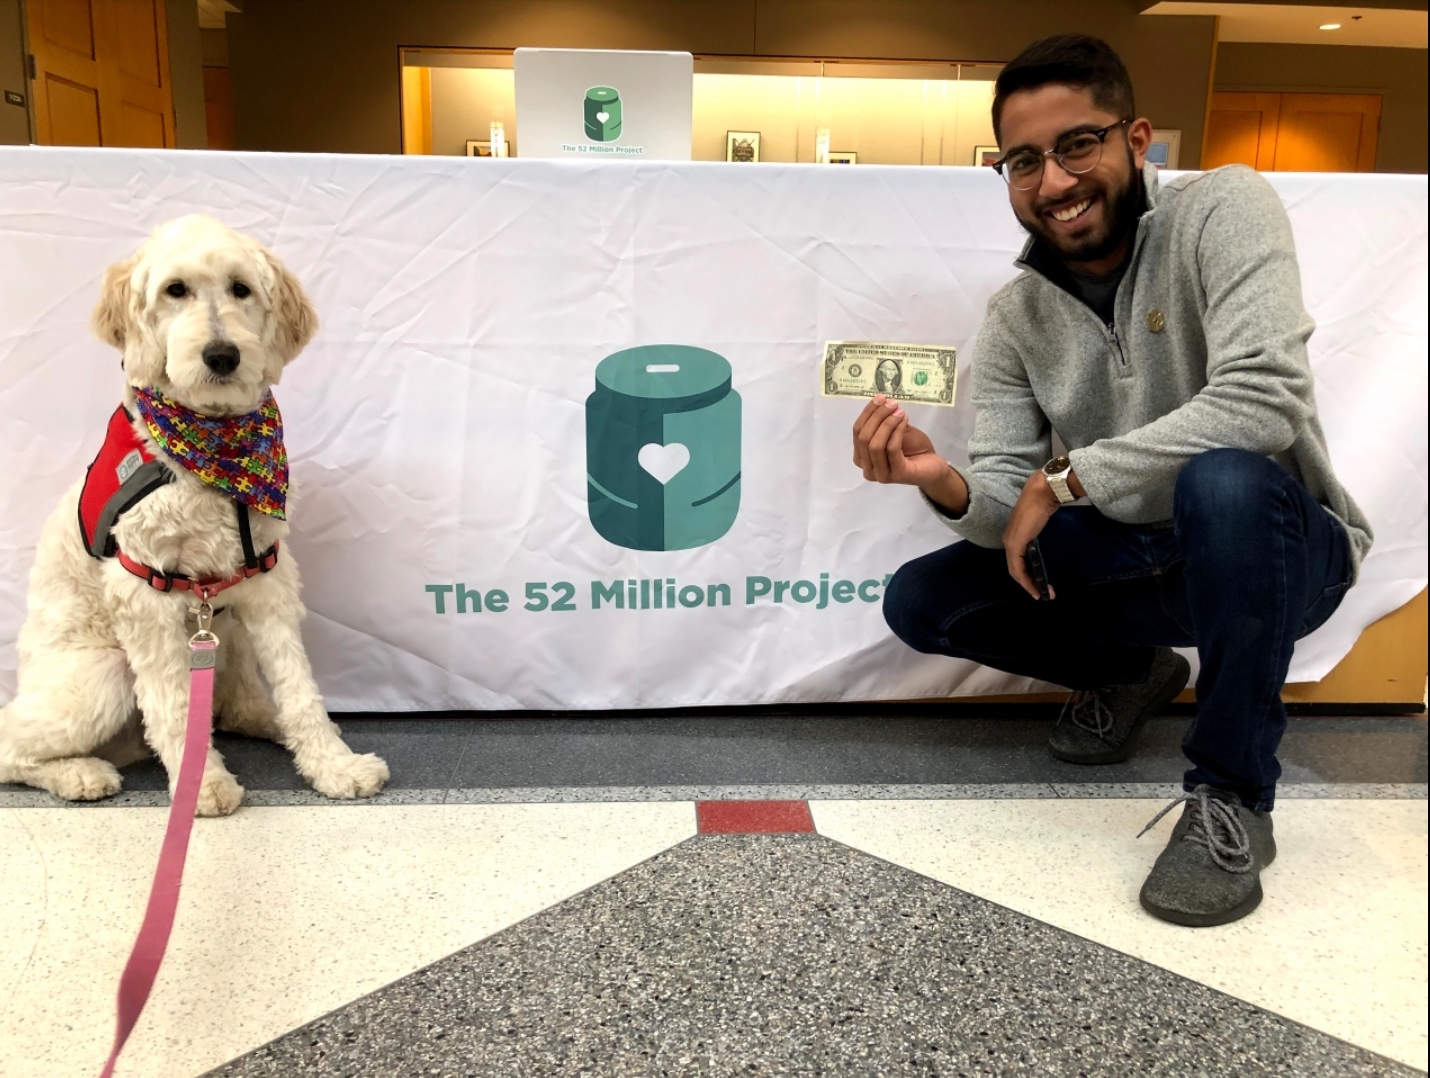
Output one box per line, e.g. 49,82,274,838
194,770,245,817
45,757,123,801
309,752,390,800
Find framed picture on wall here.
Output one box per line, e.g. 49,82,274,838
827,151,857,165
1148,129,1181,170
726,131,760,162
974,145,1000,167
465,140,515,158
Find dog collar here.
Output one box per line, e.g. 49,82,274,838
115,490,282,601
116,542,280,603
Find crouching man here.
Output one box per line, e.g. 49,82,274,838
854,35,1370,926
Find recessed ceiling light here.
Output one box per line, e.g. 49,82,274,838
1320,22,1341,30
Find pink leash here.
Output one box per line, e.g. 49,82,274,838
99,606,219,1078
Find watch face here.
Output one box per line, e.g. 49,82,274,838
1044,456,1071,476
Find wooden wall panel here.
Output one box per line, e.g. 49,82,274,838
36,0,96,60
1204,90,1382,174
203,66,235,150
1275,93,1380,173
1204,91,1281,169
120,100,166,147
399,64,432,155
1281,589,1427,707
43,75,102,145
114,0,163,87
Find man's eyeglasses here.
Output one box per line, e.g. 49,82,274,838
993,120,1132,191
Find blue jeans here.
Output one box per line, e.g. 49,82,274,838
883,449,1354,810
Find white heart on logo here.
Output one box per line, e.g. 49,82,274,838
638,442,690,485
596,111,610,123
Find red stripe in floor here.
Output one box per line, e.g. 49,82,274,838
697,800,815,834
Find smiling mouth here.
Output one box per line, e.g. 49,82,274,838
1049,197,1094,224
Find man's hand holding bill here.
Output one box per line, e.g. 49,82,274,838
851,389,1087,601
852,395,970,516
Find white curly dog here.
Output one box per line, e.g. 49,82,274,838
0,215,388,815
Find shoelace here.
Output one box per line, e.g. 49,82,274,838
1058,689,1116,739
1137,784,1254,874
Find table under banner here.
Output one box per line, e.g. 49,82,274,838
0,148,1424,711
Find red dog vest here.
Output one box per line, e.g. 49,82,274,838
79,406,174,559
79,404,282,598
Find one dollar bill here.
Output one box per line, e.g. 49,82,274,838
821,341,957,407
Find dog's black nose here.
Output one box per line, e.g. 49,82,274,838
202,342,241,375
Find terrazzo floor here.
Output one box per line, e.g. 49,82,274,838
0,711,1425,1077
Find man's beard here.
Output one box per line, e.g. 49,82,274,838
1017,147,1145,265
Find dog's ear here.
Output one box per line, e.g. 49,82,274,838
91,255,138,350
262,250,318,369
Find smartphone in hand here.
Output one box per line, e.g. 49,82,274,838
1025,537,1052,601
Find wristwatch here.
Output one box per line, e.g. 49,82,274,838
1042,455,1077,505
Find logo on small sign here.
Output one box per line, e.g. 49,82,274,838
3,90,25,109
116,450,143,483
584,86,622,142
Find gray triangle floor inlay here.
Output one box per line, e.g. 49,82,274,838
206,834,1419,1078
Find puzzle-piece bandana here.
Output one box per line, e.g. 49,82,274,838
133,387,289,519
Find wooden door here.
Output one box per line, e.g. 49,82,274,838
1274,93,1380,172
203,66,234,150
1203,91,1381,172
27,0,103,145
28,0,175,148
1203,92,1281,170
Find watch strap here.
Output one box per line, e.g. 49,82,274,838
1043,457,1077,505
1046,471,1075,504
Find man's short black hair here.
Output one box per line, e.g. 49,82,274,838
992,35,1135,143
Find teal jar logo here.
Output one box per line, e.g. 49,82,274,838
584,86,622,142
586,346,741,551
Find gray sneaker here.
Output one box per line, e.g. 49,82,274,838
1047,647,1191,764
1138,785,1277,927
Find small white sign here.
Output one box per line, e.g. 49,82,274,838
115,449,143,483
514,48,693,161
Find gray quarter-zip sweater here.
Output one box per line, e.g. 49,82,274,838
938,163,1373,574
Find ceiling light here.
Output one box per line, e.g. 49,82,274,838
1320,22,1341,30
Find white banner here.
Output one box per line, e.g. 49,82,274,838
0,148,1424,711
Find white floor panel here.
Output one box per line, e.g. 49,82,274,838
0,802,696,1078
811,797,1429,1071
